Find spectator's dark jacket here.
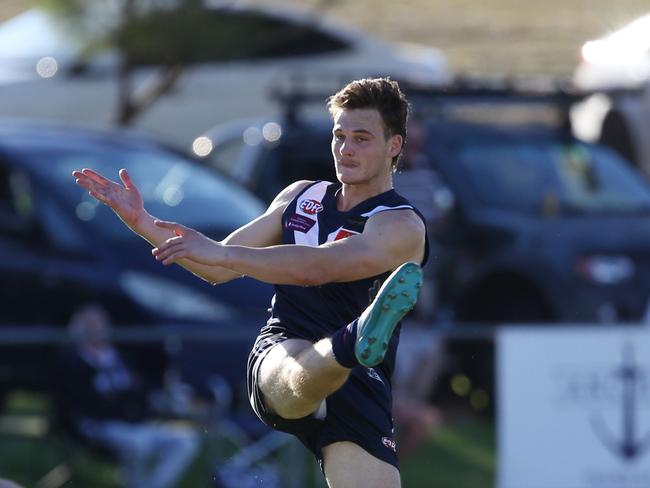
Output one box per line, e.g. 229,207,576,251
56,346,148,425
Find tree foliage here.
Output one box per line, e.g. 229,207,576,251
38,0,238,125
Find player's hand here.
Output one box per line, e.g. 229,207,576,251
72,168,145,230
151,220,223,266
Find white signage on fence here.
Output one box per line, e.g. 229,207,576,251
498,327,650,488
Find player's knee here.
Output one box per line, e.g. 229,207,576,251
270,394,321,420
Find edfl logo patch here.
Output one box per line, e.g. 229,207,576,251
300,199,324,215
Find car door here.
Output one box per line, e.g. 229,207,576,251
0,159,111,326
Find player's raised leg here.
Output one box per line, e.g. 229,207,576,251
258,338,351,419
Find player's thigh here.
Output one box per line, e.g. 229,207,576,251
322,441,401,488
258,338,312,394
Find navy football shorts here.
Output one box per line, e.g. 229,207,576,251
246,323,399,470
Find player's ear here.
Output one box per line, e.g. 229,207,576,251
388,134,403,159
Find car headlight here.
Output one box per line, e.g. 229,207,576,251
573,255,635,285
120,271,236,321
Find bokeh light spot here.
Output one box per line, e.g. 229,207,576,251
470,389,489,410
36,57,58,78
451,374,472,397
192,136,213,157
262,122,282,142
243,127,262,146
163,185,184,207
75,201,97,221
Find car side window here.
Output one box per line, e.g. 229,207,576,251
210,10,349,60
126,10,350,67
0,163,41,242
210,135,247,175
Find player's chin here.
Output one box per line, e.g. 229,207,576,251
336,168,364,185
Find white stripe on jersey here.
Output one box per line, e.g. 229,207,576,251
361,204,413,218
294,181,331,247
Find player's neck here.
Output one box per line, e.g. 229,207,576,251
337,174,393,212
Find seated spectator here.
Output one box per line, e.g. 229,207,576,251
56,303,199,488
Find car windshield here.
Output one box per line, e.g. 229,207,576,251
457,142,650,214
18,141,265,240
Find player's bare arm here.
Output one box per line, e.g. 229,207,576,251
152,209,425,285
72,167,310,284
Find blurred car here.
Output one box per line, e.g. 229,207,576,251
0,3,449,148
198,115,335,203
0,119,272,396
571,14,650,179
198,90,650,326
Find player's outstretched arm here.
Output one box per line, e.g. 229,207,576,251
73,169,310,284
72,167,247,283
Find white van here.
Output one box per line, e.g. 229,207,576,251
0,3,449,149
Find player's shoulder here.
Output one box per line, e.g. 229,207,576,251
277,180,313,201
284,180,315,196
366,206,425,234
267,180,316,212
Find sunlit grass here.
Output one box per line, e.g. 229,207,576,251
1,390,494,488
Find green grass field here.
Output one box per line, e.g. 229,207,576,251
402,419,495,488
0,390,494,488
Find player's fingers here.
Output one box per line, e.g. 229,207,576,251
89,190,109,204
152,247,169,260
74,176,94,191
119,168,135,189
73,172,100,190
151,237,180,256
80,168,111,186
161,250,186,266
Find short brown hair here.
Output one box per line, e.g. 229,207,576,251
327,77,410,168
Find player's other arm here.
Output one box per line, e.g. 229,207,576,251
154,208,425,285
313,209,426,283
156,180,311,284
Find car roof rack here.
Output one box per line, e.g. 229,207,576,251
270,74,644,135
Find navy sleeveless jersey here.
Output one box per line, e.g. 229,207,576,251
269,180,429,379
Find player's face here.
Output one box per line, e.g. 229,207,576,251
331,108,402,186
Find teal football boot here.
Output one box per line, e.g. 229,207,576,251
355,261,423,367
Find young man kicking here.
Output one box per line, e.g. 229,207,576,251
73,77,428,488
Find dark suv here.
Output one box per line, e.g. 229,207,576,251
198,86,650,407
0,120,273,397
200,88,650,326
